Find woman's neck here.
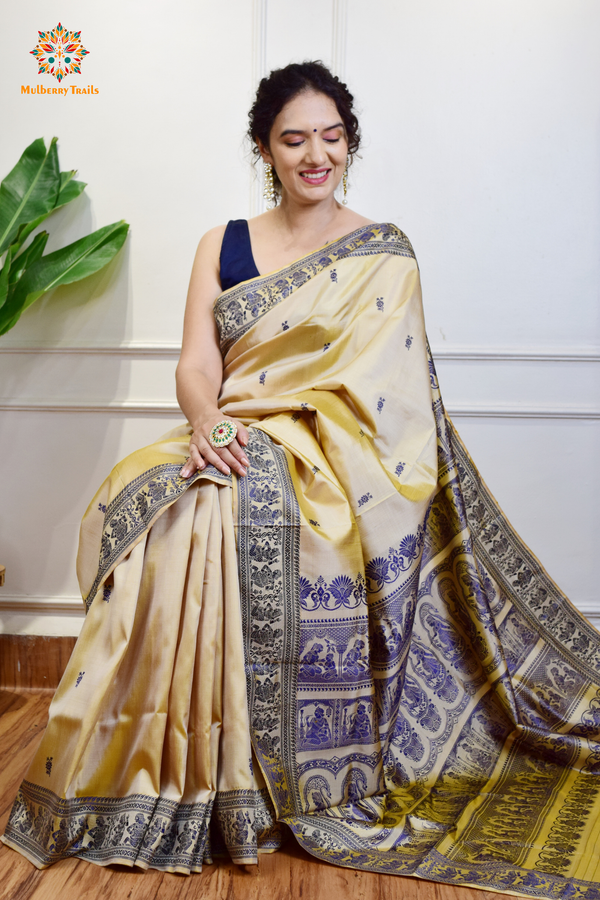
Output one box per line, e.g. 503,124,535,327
270,195,345,241
248,195,375,276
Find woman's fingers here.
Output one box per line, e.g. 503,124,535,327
181,421,252,480
218,443,249,476
180,442,206,478
226,437,250,470
197,437,241,477
236,422,250,448
180,458,201,478
189,441,206,471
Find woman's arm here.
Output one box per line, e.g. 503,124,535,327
176,227,249,478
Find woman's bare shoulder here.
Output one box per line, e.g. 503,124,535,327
195,223,227,259
186,224,229,309
188,224,228,286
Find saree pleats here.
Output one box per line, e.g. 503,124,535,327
3,482,282,871
4,224,600,897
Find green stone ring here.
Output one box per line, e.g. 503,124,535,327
208,419,238,449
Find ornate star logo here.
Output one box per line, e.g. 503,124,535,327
30,23,90,83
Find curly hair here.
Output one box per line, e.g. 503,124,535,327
247,60,361,200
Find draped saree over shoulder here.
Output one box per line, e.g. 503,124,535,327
4,223,600,898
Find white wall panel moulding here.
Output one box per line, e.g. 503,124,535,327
0,343,182,357
432,348,600,363
252,0,267,85
1,344,598,362
0,400,182,414
0,400,598,419
448,405,600,420
249,0,268,218
332,0,348,80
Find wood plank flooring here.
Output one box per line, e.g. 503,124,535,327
0,689,513,900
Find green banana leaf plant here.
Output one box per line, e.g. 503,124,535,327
0,137,129,335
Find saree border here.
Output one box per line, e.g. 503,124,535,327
2,780,281,872
214,222,415,356
236,429,302,816
448,422,600,680
286,817,600,900
84,463,231,611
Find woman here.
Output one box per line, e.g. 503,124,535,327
4,61,600,898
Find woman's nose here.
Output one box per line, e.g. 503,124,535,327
304,138,327,166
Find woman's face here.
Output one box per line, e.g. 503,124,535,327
260,90,348,206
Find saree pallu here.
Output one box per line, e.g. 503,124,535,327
4,223,600,897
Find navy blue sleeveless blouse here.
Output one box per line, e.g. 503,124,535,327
219,219,260,291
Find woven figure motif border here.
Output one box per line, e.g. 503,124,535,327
287,816,600,896
236,429,302,817
4,782,282,871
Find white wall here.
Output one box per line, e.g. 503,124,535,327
1,0,598,635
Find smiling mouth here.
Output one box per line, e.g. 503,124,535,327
300,169,331,184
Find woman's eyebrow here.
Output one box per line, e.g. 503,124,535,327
279,122,344,137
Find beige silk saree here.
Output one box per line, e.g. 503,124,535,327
4,223,600,898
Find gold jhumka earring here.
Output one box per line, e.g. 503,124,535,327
263,162,276,208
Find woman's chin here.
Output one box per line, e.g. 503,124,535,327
289,186,337,206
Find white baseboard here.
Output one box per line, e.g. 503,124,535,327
0,596,85,637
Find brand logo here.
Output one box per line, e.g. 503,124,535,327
30,23,89,83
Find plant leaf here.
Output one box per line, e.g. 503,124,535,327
59,170,75,191
25,220,129,296
0,137,61,255
0,246,14,312
8,176,87,260
0,220,129,334
9,214,51,259
8,231,49,287
0,310,22,334
55,172,86,210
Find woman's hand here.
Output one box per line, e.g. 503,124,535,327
180,414,250,479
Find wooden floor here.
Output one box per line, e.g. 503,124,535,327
0,689,513,900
